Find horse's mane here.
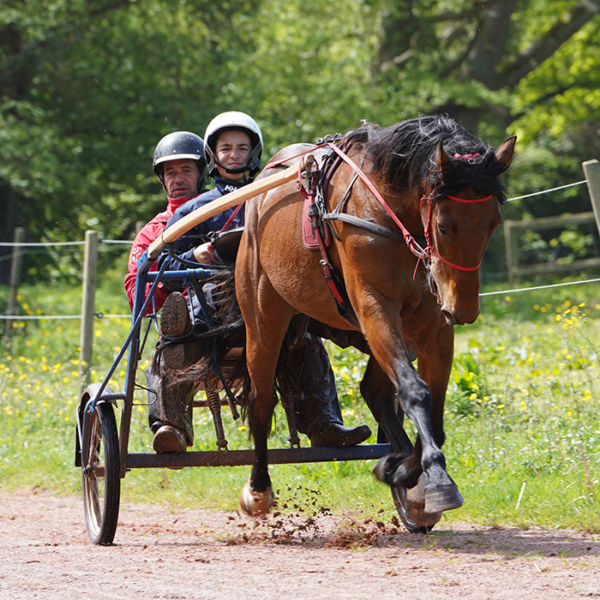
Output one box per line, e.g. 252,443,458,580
344,115,509,203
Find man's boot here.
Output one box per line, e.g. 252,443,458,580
290,336,371,448
147,365,195,452
160,291,205,370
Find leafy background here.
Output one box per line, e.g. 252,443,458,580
3,0,600,281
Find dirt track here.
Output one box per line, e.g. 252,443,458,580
1,488,599,599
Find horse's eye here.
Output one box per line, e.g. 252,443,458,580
437,223,448,235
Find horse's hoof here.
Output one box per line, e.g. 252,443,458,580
372,456,386,483
239,480,275,516
423,484,463,514
393,486,442,533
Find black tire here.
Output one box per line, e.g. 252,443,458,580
81,401,120,545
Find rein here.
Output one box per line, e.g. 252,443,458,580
326,143,495,274
325,143,427,271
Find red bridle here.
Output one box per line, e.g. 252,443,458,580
419,193,493,272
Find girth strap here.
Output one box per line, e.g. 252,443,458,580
297,155,359,327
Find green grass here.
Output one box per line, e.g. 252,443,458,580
1,274,600,531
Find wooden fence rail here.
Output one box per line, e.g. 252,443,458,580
503,159,600,284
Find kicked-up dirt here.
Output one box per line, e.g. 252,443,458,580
0,488,599,599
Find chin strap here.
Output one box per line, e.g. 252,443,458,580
215,161,248,175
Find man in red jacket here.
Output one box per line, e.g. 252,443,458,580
124,131,208,312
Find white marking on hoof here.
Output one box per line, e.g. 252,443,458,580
239,480,274,516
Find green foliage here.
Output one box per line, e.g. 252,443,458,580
514,224,596,268
2,1,600,283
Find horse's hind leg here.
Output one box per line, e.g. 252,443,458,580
360,356,422,489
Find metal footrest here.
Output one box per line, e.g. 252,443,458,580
126,443,391,469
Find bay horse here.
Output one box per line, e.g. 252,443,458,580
235,116,516,523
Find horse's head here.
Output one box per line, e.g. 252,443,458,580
423,136,516,326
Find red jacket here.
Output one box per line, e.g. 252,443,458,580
124,196,192,313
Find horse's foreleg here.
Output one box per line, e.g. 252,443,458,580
395,353,462,513
363,315,461,514
240,377,279,515
387,324,457,522
360,356,422,489
415,324,454,449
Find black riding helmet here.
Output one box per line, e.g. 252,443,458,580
153,131,208,193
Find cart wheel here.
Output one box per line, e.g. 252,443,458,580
81,401,120,545
391,472,442,534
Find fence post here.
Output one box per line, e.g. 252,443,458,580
5,227,26,346
503,220,517,286
78,230,98,399
583,159,600,236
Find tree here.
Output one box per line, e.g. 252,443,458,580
2,0,600,283
0,0,259,281
371,1,600,128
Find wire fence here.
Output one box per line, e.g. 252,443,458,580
0,239,133,247
505,180,587,202
0,237,135,322
1,169,599,323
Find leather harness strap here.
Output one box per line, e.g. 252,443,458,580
296,157,358,325
327,142,495,273
268,139,496,317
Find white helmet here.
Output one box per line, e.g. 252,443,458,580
204,111,263,180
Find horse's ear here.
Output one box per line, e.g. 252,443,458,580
436,140,452,177
496,135,517,168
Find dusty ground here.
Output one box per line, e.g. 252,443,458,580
1,488,599,600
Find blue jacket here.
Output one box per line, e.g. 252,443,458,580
161,177,246,271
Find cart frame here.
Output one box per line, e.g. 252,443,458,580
76,249,392,544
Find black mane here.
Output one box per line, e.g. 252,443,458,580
344,115,509,203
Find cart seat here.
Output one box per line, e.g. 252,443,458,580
211,227,244,266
